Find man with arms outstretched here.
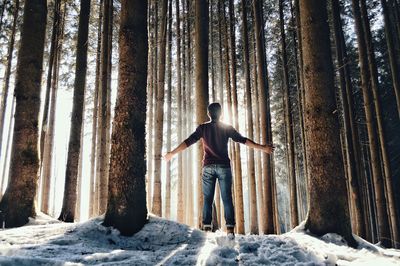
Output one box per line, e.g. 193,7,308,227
164,103,274,238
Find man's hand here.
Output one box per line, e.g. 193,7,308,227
163,152,174,162
261,144,275,154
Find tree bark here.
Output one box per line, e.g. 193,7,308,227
40,16,62,214
300,0,356,247
97,0,112,214
238,0,253,235
253,0,274,234
279,0,298,228
152,0,168,217
0,0,47,228
228,0,244,235
146,0,155,212
175,0,184,223
89,0,103,218
59,0,91,222
165,0,173,219
103,0,148,236
194,0,209,229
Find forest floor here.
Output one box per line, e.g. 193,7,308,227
0,213,399,265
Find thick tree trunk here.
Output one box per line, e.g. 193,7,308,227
331,0,366,238
58,0,91,222
152,0,167,217
359,0,399,247
103,0,148,236
0,0,19,156
300,0,356,247
253,0,274,234
194,0,209,229
89,0,103,218
0,0,47,228
279,0,298,228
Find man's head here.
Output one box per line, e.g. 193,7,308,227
207,102,222,121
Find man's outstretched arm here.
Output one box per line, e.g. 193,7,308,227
244,139,275,154
163,142,188,162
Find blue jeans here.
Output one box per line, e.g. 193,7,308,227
202,164,235,228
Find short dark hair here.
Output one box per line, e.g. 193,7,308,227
208,102,222,121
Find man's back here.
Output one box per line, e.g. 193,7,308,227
184,121,247,166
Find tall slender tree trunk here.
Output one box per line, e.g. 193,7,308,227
59,0,91,222
104,0,113,209
294,0,308,188
228,0,244,235
152,0,168,217
176,0,184,223
0,0,47,228
331,0,366,238
39,0,61,164
98,0,112,214
279,0,298,228
89,0,103,218
253,0,274,234
299,0,356,247
251,26,264,233
359,0,399,247
0,0,19,156
290,0,307,221
185,0,194,227
103,0,148,235
40,24,61,214
240,0,254,235
194,0,209,229
165,0,173,219
146,0,155,212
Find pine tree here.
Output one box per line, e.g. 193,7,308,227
279,0,298,228
0,0,47,227
300,0,356,247
103,0,148,236
351,0,392,247
194,0,209,228
59,0,91,222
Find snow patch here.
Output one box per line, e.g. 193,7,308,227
0,214,399,265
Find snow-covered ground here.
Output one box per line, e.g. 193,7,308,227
0,213,399,265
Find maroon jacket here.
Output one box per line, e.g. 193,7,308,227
184,120,247,166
